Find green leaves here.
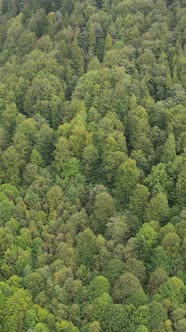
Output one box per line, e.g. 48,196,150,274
115,158,140,205
1,1,186,332
112,273,148,306
76,229,97,267
159,277,186,305
56,320,79,332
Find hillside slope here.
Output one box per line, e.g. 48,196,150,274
1,1,186,331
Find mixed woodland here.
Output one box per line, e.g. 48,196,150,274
1,0,186,331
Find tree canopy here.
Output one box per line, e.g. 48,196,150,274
1,0,186,331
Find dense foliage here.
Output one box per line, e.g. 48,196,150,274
1,0,186,331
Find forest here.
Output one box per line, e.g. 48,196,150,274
0,0,186,331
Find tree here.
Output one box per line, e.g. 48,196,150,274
1,285,32,332
29,8,47,38
175,319,186,332
50,94,65,129
161,133,176,163
148,301,167,331
71,37,84,76
161,232,181,257
56,320,79,332
148,268,168,295
106,215,129,244
92,192,115,234
135,305,150,328
103,150,127,185
145,163,170,195
88,23,96,56
150,245,171,274
176,160,186,205
102,303,136,332
93,292,113,322
35,322,50,332
24,76,61,124
159,277,186,305
137,326,149,332
115,158,140,205
76,229,97,267
2,146,20,185
46,185,64,216
112,273,147,306
88,276,110,299
13,131,32,168
124,258,146,284
126,106,152,156
102,258,124,284
23,272,44,297
0,197,14,225
25,308,38,330
1,88,14,116
88,321,101,332
54,137,72,175
145,193,170,224
129,184,150,223
135,224,158,260
171,308,186,326
105,33,113,51
82,144,99,181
